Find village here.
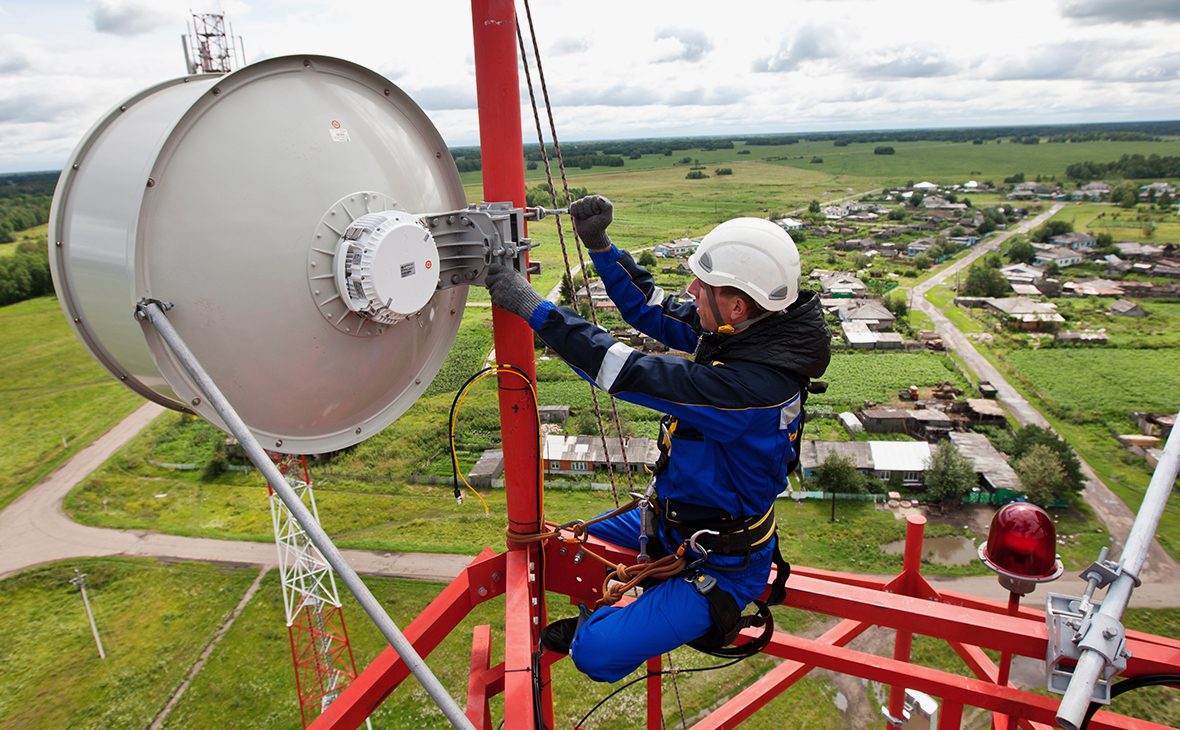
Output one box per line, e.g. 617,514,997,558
463,176,1179,512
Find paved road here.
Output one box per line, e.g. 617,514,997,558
909,204,1180,584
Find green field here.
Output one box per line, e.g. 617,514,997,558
465,138,1180,200
1048,201,1180,245
1000,348,1180,414
0,296,142,510
810,351,968,408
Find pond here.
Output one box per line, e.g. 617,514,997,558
881,535,979,566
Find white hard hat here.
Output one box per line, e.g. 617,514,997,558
688,218,800,311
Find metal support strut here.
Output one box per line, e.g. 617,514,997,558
135,299,476,730
1055,409,1180,730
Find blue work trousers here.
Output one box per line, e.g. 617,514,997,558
568,508,773,683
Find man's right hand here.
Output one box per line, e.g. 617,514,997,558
570,195,614,252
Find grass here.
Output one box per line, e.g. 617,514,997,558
0,558,261,730
0,296,143,510
0,555,843,730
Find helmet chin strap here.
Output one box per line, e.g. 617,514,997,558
700,283,769,335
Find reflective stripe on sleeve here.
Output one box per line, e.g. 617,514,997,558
596,342,634,392
779,393,802,430
647,286,666,306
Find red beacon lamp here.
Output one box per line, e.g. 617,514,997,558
979,502,1064,596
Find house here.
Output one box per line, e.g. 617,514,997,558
983,297,1065,329
1064,277,1124,297
836,237,876,251
822,205,849,219
1050,232,1097,250
1033,246,1084,268
922,196,969,216
1139,182,1177,201
837,299,895,331
907,238,937,257
653,238,698,257
845,211,880,222
1000,263,1046,286
775,218,805,231
797,440,931,487
1110,299,1149,317
1081,181,1112,199
840,321,878,349
912,181,940,192
814,270,868,298
574,279,610,304
1113,242,1166,259
542,434,659,475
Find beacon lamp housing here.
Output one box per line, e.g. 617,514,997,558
978,502,1064,595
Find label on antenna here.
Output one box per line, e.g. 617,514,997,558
329,121,350,142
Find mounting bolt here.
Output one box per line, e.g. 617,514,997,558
355,427,362,434
477,586,488,597
275,439,283,448
558,547,568,557
191,397,201,406
574,550,585,564
492,572,502,582
146,178,155,187
384,89,390,96
211,87,220,96
1103,627,1118,639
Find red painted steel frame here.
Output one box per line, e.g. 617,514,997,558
308,4,1180,729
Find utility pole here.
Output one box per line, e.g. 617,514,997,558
70,570,105,659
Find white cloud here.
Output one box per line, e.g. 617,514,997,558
93,0,184,36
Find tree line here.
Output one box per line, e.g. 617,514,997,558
1065,154,1180,182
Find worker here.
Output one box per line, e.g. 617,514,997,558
484,195,830,682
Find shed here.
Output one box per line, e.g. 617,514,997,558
1109,299,1149,317
947,432,1020,492
838,412,864,434
468,449,504,489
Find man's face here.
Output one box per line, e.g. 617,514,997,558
687,277,743,332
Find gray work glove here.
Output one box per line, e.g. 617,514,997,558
570,195,614,252
485,263,546,321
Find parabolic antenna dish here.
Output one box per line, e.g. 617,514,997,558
49,56,469,454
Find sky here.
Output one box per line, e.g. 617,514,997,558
2,0,1180,173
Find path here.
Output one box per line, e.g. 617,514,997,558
908,203,1180,584
0,401,472,583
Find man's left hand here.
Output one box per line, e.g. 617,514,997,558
485,263,546,321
